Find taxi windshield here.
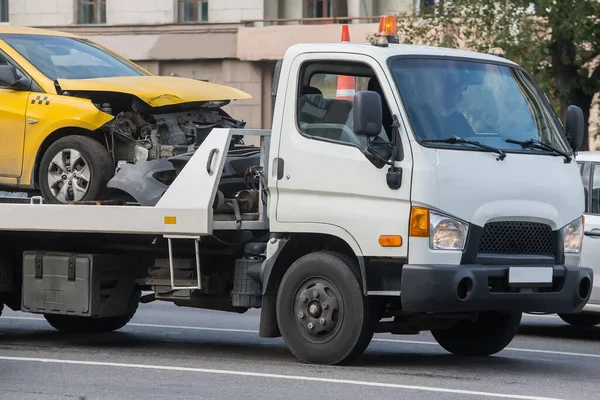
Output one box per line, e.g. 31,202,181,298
0,34,149,80
389,57,571,153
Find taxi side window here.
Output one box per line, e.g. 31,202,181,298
295,60,393,148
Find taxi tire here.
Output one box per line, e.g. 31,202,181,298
39,135,113,204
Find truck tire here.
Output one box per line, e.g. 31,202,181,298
431,311,522,357
39,135,114,204
276,251,375,365
558,312,600,327
44,288,141,333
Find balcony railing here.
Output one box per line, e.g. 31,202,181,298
241,16,382,27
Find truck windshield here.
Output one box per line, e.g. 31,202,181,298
389,57,571,154
0,34,149,80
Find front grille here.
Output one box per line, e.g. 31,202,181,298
478,221,553,255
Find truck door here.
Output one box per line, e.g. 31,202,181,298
273,52,413,259
0,52,29,178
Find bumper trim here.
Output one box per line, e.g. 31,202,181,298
399,264,593,314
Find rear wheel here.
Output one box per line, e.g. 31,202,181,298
558,312,600,327
431,311,522,356
39,135,114,204
44,288,141,333
276,251,375,365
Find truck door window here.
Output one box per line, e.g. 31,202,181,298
296,62,393,147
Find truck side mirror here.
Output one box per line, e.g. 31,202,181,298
353,91,396,170
353,91,383,138
565,105,584,151
0,64,24,89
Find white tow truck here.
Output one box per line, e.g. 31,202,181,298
0,19,593,365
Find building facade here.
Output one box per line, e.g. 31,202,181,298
3,1,419,26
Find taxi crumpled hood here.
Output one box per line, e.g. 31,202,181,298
56,75,252,108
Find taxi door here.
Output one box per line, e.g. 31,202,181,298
0,51,30,178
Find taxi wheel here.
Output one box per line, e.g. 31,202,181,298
39,135,113,204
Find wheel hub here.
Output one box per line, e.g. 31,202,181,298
48,148,91,203
307,301,322,318
295,280,341,340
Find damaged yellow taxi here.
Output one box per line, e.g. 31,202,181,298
0,26,251,203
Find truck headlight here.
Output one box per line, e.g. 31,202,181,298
429,210,469,251
562,216,584,253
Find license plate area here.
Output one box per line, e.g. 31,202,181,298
508,266,553,287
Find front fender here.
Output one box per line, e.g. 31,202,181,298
21,94,114,187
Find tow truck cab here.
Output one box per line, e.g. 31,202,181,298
260,25,592,361
0,18,593,366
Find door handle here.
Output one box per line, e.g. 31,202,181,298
206,148,219,176
584,229,600,238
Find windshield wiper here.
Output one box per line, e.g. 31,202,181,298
505,138,572,163
422,136,507,161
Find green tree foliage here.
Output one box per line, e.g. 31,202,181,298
395,0,600,150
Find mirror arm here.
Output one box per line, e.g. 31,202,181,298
363,144,392,169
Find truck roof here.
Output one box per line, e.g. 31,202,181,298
284,42,519,67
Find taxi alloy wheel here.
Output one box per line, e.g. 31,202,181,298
39,135,113,204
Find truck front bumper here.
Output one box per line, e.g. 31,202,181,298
398,264,593,314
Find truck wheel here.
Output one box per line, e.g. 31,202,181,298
431,311,522,356
39,135,113,204
44,288,141,333
276,251,374,365
558,312,600,327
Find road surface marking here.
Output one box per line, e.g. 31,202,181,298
3,316,599,359
0,355,564,400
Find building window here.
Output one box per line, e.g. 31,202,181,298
414,0,440,15
0,0,8,23
304,0,332,18
178,0,209,23
77,0,106,24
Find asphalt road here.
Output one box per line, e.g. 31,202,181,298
0,301,598,400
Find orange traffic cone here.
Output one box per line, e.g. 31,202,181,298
336,25,355,100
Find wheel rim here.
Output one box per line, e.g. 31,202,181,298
292,277,344,344
47,148,91,202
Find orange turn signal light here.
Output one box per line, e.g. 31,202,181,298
379,235,402,247
409,207,430,237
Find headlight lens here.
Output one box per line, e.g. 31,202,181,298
429,210,469,250
562,216,584,253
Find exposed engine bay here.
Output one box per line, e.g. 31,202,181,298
76,93,264,216
96,97,247,163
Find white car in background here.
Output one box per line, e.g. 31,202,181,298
558,151,600,326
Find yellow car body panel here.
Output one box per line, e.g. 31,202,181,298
57,76,252,108
0,88,29,179
0,25,251,190
20,94,114,187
